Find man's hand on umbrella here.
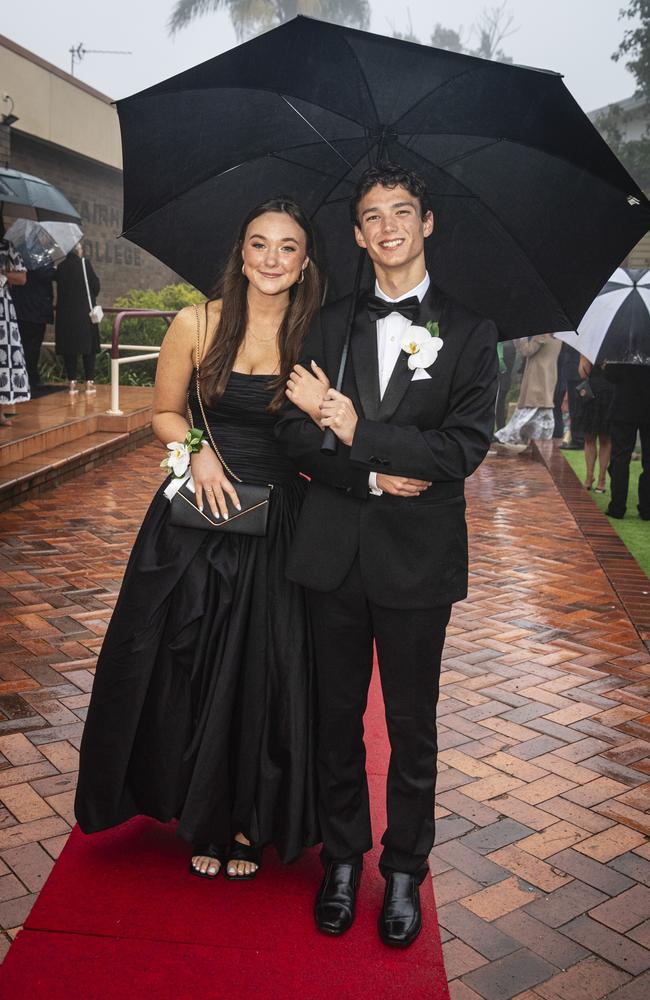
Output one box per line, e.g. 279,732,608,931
319,389,358,446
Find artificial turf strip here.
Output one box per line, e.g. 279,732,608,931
561,449,650,578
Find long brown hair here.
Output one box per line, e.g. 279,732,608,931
201,199,320,412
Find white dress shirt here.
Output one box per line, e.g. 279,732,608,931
368,272,431,494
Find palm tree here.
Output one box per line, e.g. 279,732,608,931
169,0,370,40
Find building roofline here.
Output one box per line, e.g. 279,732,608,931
588,92,647,119
12,127,123,176
0,33,114,105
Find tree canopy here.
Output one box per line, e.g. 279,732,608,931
169,0,370,39
393,4,516,64
614,0,650,101
594,1,650,189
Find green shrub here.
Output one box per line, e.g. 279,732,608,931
100,283,205,385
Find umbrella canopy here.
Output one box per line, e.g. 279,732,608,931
0,168,80,224
4,219,83,268
117,16,650,340
555,267,650,366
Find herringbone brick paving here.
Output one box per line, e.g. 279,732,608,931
0,443,649,998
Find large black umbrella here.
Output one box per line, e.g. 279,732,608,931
0,168,80,223
117,16,650,340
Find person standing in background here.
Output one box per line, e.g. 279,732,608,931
555,342,584,450
54,243,101,395
575,354,613,493
0,225,30,426
11,263,56,391
605,365,650,520
494,334,561,454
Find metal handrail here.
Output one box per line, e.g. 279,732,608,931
41,308,181,415
104,307,178,415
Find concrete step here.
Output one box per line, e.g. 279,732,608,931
0,427,153,511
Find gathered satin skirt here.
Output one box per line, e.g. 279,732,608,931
74,476,319,862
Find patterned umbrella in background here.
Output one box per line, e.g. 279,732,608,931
555,268,650,366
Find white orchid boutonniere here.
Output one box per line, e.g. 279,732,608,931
401,320,444,371
160,428,205,478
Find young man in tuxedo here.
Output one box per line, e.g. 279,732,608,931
276,164,498,948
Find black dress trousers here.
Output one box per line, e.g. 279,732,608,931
17,320,46,386
307,556,451,882
609,420,650,517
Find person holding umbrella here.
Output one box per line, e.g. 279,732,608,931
54,242,101,395
278,163,499,948
97,11,650,943
6,219,83,391
556,267,650,518
0,221,29,426
574,354,613,493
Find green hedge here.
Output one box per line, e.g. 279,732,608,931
97,284,205,385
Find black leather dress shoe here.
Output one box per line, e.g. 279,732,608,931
314,862,361,936
378,872,421,948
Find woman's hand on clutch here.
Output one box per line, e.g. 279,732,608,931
286,360,330,424
191,446,241,520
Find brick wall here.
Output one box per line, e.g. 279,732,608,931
8,131,177,304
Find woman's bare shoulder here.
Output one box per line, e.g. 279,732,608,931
204,298,223,347
165,299,222,349
160,305,200,358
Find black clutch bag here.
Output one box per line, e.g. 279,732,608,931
168,303,272,536
170,479,271,535
576,378,595,400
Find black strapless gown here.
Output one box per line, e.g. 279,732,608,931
75,373,319,862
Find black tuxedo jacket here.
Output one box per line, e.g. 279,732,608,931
275,284,499,609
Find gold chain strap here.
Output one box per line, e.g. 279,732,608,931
193,303,242,483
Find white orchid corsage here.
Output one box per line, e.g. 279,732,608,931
160,428,206,478
401,320,443,371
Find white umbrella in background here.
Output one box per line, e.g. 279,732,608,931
555,267,650,366
4,219,83,269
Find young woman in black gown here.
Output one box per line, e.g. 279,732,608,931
75,200,321,880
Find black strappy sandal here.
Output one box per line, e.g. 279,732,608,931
225,840,262,880
189,843,226,880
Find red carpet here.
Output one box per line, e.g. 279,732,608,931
0,670,449,999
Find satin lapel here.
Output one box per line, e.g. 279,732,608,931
377,285,444,422
350,305,380,421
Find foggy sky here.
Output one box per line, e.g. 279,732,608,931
1,0,637,114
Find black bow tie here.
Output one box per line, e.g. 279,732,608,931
366,294,420,324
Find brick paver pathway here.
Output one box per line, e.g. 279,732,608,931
0,445,649,999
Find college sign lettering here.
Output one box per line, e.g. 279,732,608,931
73,198,142,269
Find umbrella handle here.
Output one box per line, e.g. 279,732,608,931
320,248,367,456
321,427,338,455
